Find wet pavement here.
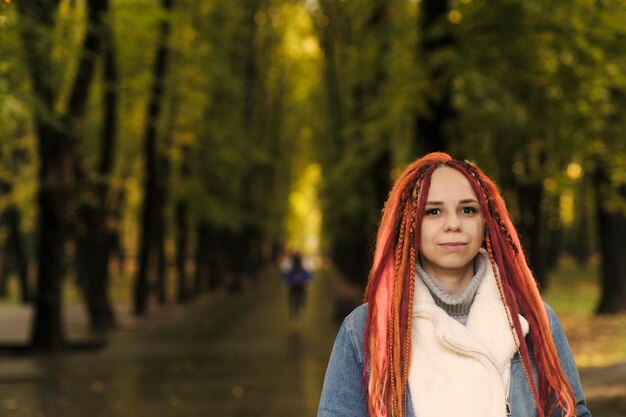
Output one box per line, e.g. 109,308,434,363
0,269,344,417
1,268,625,417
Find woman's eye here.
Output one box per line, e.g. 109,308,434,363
461,206,478,214
425,208,440,216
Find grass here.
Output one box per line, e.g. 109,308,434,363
543,255,626,367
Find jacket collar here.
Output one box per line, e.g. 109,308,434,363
412,250,529,372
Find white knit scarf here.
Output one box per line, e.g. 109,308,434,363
408,251,529,417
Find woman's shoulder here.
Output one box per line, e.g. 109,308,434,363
338,303,368,342
541,301,561,329
541,301,571,346
334,303,368,365
343,303,368,327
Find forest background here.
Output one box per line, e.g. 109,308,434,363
0,0,625,363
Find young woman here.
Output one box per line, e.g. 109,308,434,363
317,152,590,417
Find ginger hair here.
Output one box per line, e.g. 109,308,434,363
363,152,576,417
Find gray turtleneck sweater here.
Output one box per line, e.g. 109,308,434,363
416,252,487,325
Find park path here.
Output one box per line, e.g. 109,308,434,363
0,267,625,417
0,268,345,417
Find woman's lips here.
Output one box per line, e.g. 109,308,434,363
439,242,466,251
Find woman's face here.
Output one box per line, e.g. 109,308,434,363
419,166,485,282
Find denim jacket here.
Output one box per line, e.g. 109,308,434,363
318,303,590,417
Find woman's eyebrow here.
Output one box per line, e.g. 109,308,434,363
425,199,479,205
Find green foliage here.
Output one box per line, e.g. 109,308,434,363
157,0,313,249
310,0,423,281
452,0,626,177
0,5,37,239
2,0,626,299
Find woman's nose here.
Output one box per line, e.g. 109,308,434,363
443,213,462,231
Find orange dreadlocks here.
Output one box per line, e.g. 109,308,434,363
363,152,576,417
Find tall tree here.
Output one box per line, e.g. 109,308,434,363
592,159,626,314
185,0,297,291
17,0,104,349
588,1,626,314
413,0,454,153
450,0,608,287
175,144,191,302
314,0,400,285
134,0,174,315
17,0,67,351
75,0,119,332
154,87,179,305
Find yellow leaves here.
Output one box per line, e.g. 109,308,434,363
2,398,17,411
544,177,558,192
179,25,197,49
302,36,320,57
231,385,245,399
546,85,563,100
562,313,626,367
90,378,105,393
448,10,463,24
566,162,584,180
168,394,181,407
512,160,525,177
255,11,267,27
280,6,323,61
315,14,329,29
559,190,575,226
286,163,322,256
543,51,559,74
560,51,574,66
606,63,619,77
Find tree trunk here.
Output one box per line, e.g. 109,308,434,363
31,125,70,350
593,165,626,314
76,209,115,332
318,5,344,155
134,0,173,315
108,188,126,277
0,249,7,297
516,181,548,288
413,0,454,153
573,177,592,265
194,224,211,294
156,207,167,304
155,81,180,305
72,0,117,333
175,146,191,303
175,199,189,302
320,1,393,286
155,152,169,305
17,0,70,351
545,194,562,272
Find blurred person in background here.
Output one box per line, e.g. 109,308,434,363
281,251,312,321
318,152,589,417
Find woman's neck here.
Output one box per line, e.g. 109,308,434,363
419,258,475,296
